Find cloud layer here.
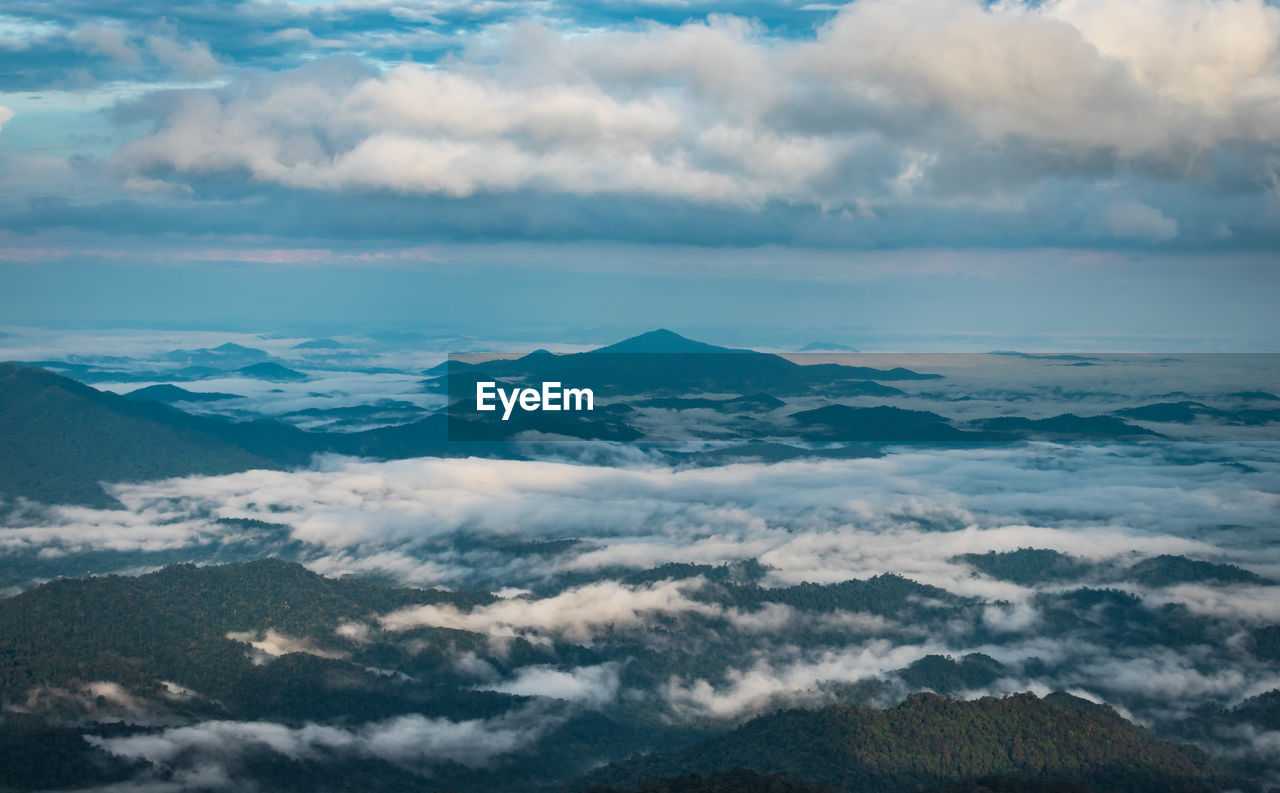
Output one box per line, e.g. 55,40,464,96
108,0,1280,229
3,0,1280,249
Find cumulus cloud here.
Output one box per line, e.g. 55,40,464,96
108,0,1280,224
0,105,12,136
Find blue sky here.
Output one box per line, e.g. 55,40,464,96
1,0,1278,346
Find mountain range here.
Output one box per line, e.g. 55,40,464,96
583,691,1246,793
2,330,1225,507
0,560,1260,793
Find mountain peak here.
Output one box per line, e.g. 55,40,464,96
591,329,742,354
212,342,262,354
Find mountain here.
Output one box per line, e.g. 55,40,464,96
0,363,530,506
292,338,344,349
123,384,244,403
989,353,1101,362
278,401,428,431
0,560,677,793
898,653,1008,694
1116,402,1280,427
164,342,272,367
1124,554,1274,586
583,692,1249,793
970,414,1160,440
954,549,1096,585
235,362,308,381
788,406,1009,442
591,329,745,354
0,559,494,715
443,330,940,402
0,557,1267,793
22,361,228,384
1227,391,1280,401
1115,402,1226,423
0,363,286,507
1232,690,1280,730
952,550,1273,588
634,393,788,412
583,770,1124,793
583,768,836,793
1251,627,1280,662
798,342,858,352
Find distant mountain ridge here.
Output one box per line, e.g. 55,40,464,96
0,362,457,507
124,384,244,403
591,329,748,354
0,363,285,507
0,330,1203,507
440,330,941,403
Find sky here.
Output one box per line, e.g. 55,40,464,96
1,0,1279,346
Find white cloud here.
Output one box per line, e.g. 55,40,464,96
663,640,935,718
380,579,720,642
1094,199,1180,241
111,0,1280,214
90,705,554,772
0,105,13,136
7,442,1276,607
1146,582,1280,623
68,24,142,66
225,629,348,662
1070,650,1280,700
479,663,621,707
145,34,221,81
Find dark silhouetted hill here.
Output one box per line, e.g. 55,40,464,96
292,338,344,349
0,363,286,507
124,384,244,403
235,362,308,381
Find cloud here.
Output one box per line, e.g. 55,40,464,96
479,662,622,707
1147,582,1280,623
6,442,1276,603
225,629,349,663
90,705,556,773
981,602,1041,634
379,579,721,642
0,105,12,136
68,24,142,67
1093,199,1179,242
0,0,1277,249
145,33,221,81
662,640,935,718
105,0,1280,230
1069,650,1280,701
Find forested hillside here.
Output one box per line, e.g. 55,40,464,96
584,692,1249,793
